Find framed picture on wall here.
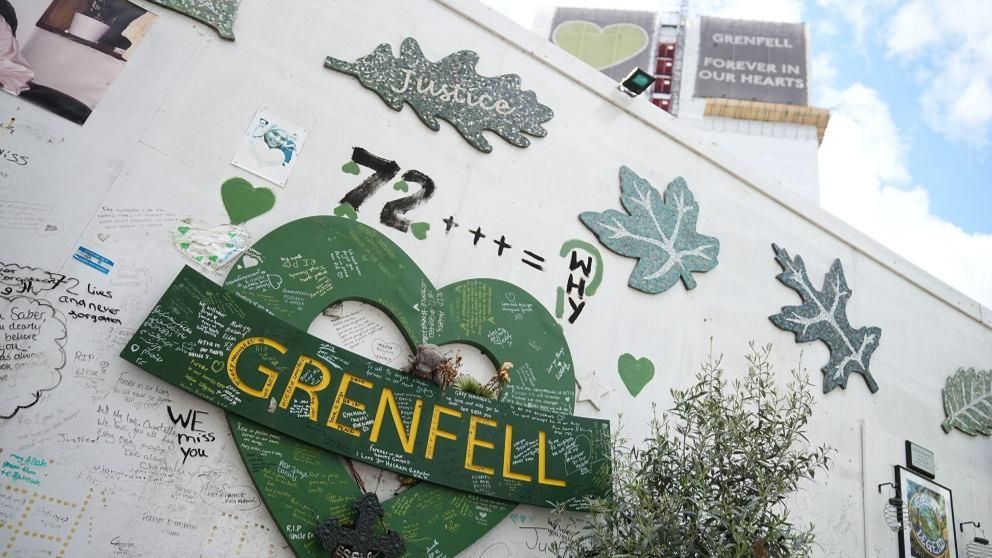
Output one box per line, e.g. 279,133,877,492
896,466,958,558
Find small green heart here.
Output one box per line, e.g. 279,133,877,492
393,180,409,192
209,255,218,262
618,353,655,397
228,232,236,238
226,243,233,248
178,226,190,235
410,222,430,240
195,256,204,262
221,177,276,225
180,242,190,250
341,161,360,175
333,203,358,220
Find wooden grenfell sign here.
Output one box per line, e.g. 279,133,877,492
121,267,609,509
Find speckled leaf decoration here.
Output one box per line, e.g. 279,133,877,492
579,166,719,294
769,243,882,393
149,0,240,40
941,367,992,436
324,37,553,153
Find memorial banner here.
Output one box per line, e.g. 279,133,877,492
695,16,808,105
121,266,611,509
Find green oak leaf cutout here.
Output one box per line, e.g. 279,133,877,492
618,352,654,397
580,166,720,294
221,177,275,225
325,37,554,153
941,367,992,436
341,160,360,175
410,221,429,240
769,243,882,394
553,21,649,70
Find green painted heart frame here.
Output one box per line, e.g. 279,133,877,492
222,216,580,557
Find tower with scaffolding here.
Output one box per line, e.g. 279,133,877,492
546,2,828,201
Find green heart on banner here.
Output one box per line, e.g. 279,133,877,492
221,177,276,225
618,352,655,397
552,20,649,70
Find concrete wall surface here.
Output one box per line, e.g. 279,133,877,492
0,0,988,556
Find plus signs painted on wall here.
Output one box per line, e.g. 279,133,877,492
493,235,512,256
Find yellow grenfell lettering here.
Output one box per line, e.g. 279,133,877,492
369,388,423,454
538,430,566,487
425,405,461,460
278,355,331,422
465,416,497,475
326,373,372,437
227,337,286,398
501,424,532,482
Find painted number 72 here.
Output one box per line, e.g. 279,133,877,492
338,147,436,233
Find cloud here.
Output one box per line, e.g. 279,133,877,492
885,1,940,56
691,0,803,22
884,0,992,146
815,0,897,46
810,52,838,101
819,83,992,309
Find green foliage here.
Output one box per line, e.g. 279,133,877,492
452,375,496,399
551,343,832,558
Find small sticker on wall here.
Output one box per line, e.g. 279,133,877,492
231,110,309,187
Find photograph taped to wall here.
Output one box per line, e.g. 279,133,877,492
0,0,155,124
230,109,309,187
896,466,959,558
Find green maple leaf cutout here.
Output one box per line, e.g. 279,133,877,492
769,244,882,393
941,367,992,436
579,166,720,294
324,37,553,153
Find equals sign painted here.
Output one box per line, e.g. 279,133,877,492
73,246,114,274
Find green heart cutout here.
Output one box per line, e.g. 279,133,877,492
221,177,276,225
224,217,579,558
179,242,190,250
341,160,360,175
410,221,429,240
618,352,654,397
332,202,358,220
393,180,409,192
553,21,649,70
177,225,190,235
